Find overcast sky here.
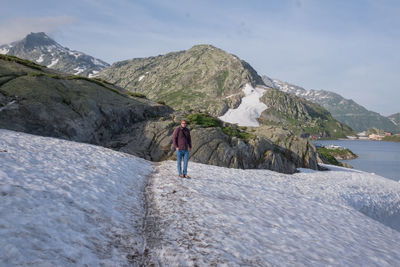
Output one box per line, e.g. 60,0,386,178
1,0,399,115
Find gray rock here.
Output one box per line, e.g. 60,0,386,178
112,120,298,173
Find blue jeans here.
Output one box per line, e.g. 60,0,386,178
177,150,189,175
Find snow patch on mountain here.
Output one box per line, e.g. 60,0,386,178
0,100,16,112
218,83,267,127
389,117,399,126
47,58,59,68
0,47,10,54
88,70,100,78
91,58,108,67
74,66,87,75
138,75,145,81
36,54,44,63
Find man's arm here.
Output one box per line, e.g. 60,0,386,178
188,130,192,150
172,128,179,150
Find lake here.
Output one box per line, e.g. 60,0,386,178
315,140,400,182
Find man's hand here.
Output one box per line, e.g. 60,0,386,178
189,147,192,152
176,148,179,151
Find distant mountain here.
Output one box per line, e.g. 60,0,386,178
264,76,398,133
0,32,109,77
100,44,354,139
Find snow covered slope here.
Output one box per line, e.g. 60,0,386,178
0,129,152,266
1,129,400,266
145,161,400,266
218,83,267,126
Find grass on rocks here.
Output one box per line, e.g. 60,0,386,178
187,113,256,142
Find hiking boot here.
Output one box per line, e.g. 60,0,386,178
184,174,191,178
179,175,185,178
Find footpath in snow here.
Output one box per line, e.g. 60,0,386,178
0,129,153,266
1,129,400,266
145,161,400,266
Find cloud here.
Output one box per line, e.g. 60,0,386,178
0,16,75,44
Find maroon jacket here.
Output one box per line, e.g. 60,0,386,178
173,126,192,150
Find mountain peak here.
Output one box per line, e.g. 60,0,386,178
22,32,58,49
189,44,218,50
188,44,231,56
1,32,109,77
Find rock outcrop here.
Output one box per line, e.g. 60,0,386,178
111,119,299,173
0,55,171,144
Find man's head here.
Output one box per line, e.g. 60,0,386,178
180,119,187,128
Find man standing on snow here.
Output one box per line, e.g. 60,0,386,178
173,119,192,178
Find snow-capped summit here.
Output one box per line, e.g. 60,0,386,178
0,32,109,77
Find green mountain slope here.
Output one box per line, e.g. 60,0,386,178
100,45,354,138
101,44,263,116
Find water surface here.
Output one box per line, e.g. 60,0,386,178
315,140,400,182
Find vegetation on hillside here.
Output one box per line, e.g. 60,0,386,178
186,113,256,142
317,147,357,168
317,148,342,166
0,54,45,70
318,147,357,160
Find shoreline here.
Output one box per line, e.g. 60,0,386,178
315,139,400,182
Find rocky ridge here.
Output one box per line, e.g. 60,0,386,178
264,76,398,133
259,87,355,138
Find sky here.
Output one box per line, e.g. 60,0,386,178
1,0,399,115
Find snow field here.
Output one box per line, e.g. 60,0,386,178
1,129,400,266
0,129,153,266
218,83,267,127
146,161,400,266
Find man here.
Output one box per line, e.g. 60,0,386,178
172,119,192,178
